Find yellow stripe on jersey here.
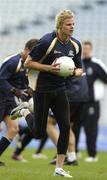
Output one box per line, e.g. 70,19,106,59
16,58,22,72
28,37,58,91
28,69,40,91
70,39,79,54
39,37,58,63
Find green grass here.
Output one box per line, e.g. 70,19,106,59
0,148,107,180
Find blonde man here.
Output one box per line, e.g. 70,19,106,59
11,10,83,177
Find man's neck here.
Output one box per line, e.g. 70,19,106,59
57,31,70,44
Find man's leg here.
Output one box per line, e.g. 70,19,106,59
12,126,33,161
51,90,72,177
47,116,58,146
32,91,50,139
0,101,19,166
10,92,50,139
67,102,84,164
47,116,77,166
84,102,99,161
66,129,78,165
0,116,19,156
71,102,85,155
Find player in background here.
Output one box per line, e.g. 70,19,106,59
11,10,83,178
48,61,89,165
12,122,48,161
0,39,37,166
73,41,107,162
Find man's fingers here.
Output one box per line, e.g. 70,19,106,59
52,63,60,67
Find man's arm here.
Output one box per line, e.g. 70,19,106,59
0,61,17,92
24,55,60,74
0,59,26,98
95,60,107,84
72,41,83,77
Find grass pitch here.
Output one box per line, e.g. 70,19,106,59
0,148,107,180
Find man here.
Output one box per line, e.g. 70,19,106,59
0,39,38,166
73,41,107,162
11,10,83,177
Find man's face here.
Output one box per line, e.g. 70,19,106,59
23,48,30,61
82,44,92,59
60,17,75,36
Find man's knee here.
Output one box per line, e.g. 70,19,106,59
9,125,19,135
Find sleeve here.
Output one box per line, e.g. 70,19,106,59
0,60,17,92
29,36,50,61
95,61,107,84
73,41,82,68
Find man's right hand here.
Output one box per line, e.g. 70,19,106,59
11,88,29,101
11,87,22,98
47,63,60,75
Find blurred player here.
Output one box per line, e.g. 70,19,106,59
0,39,37,166
11,10,83,178
73,41,107,162
12,123,48,161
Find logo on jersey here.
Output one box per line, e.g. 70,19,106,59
54,50,62,54
68,50,74,58
87,67,93,75
88,106,95,115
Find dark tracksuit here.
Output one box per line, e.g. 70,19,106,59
65,63,89,124
73,57,107,157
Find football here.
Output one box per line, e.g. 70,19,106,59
54,56,75,77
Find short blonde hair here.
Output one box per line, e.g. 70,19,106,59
55,10,74,30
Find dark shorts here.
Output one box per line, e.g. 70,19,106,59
69,102,84,123
0,100,17,122
48,102,84,123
